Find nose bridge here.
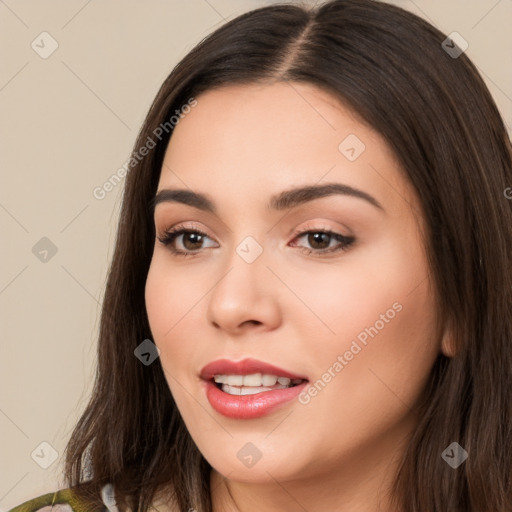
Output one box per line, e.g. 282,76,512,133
218,210,268,276
213,232,267,301
206,230,280,331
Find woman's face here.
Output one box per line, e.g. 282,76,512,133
145,82,452,488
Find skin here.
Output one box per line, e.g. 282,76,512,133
145,82,454,512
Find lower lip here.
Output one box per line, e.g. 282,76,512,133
203,379,309,419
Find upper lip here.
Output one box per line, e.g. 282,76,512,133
200,358,309,381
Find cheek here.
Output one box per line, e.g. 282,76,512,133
145,257,220,428
145,259,172,340
288,224,436,374
293,236,439,434
301,281,438,449
277,229,431,351
145,258,193,366
145,254,218,391
145,254,205,338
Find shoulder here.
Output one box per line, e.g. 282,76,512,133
6,484,116,512
7,484,181,512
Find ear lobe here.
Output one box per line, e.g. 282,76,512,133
440,317,457,358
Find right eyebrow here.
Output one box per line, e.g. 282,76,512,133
150,189,215,214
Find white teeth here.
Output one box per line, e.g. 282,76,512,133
243,373,263,386
226,375,244,386
262,374,278,386
213,373,301,387
221,384,289,396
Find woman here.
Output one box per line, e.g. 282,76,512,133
9,0,512,511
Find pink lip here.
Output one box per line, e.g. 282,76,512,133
199,358,309,420
202,380,309,419
199,357,308,381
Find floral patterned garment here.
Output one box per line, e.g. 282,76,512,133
7,484,118,512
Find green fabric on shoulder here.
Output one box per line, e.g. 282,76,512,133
7,487,104,512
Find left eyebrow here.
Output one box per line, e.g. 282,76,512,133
150,182,385,214
269,183,385,212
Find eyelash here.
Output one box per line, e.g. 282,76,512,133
156,224,355,258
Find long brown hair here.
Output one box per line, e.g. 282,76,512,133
64,1,512,510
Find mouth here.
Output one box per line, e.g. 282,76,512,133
199,358,310,418
200,357,309,395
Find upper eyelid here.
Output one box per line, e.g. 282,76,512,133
158,224,351,244
156,216,351,233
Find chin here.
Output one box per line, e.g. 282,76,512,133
200,438,311,484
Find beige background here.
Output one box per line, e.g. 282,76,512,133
0,0,511,509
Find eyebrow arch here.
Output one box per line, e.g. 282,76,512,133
150,183,385,214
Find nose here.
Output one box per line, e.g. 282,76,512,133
206,248,282,335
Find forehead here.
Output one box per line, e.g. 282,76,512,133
158,82,420,221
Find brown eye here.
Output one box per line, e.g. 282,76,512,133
157,228,218,257
181,232,205,250
307,232,331,249
290,229,355,256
